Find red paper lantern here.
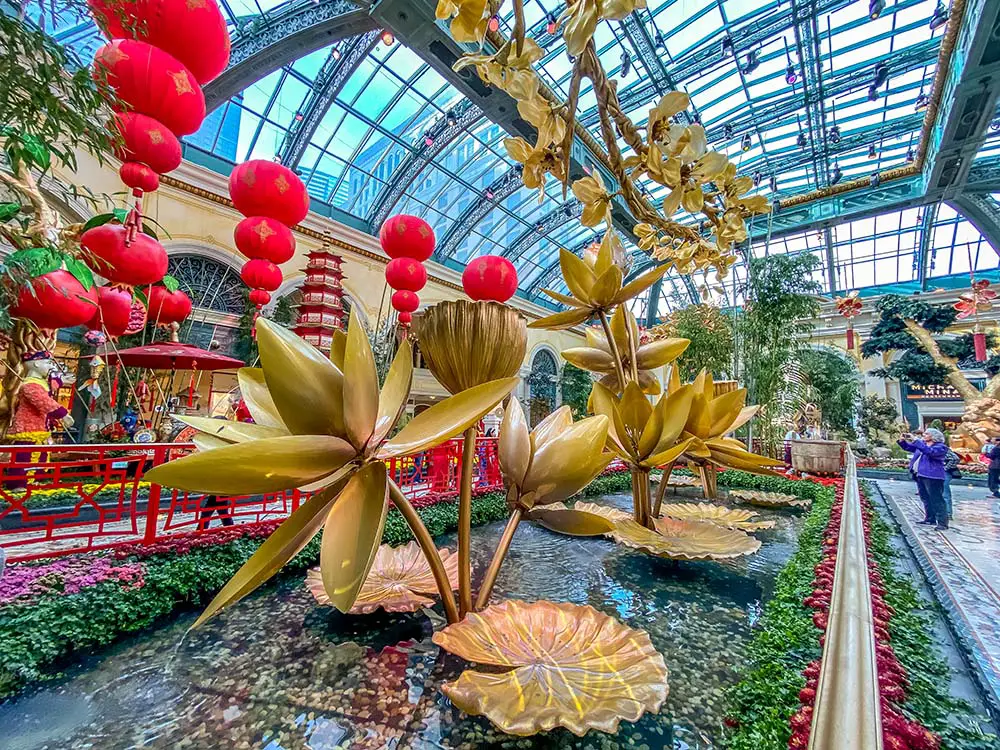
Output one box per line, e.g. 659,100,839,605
462,255,518,302
241,259,282,292
88,0,230,84
234,216,296,264
379,214,435,261
93,40,206,136
80,224,168,286
11,270,99,330
85,285,133,337
113,112,182,174
385,257,427,292
147,285,192,325
399,311,412,325
228,161,309,227
391,290,420,314
248,289,271,307
119,161,159,193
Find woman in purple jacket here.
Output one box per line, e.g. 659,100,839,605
897,428,949,530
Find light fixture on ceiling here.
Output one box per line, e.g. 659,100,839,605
831,162,842,184
381,29,395,46
867,86,880,101
906,148,915,162
446,111,457,127
331,47,341,61
546,13,558,35
873,62,889,87
797,131,807,147
691,113,701,124
868,144,878,158
870,171,881,188
488,15,500,33
991,119,1000,132
723,123,734,138
620,49,632,77
752,171,762,186
869,0,885,19
785,64,798,85
742,49,759,75
563,204,573,217
294,111,303,121
485,188,494,200
741,133,752,151
769,175,778,191
915,90,929,111
828,124,841,144
655,31,666,49
424,133,434,147
721,37,733,57
929,1,950,30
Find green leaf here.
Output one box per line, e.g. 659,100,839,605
64,257,95,290
0,203,21,222
7,247,61,279
161,274,180,293
81,212,116,232
112,208,129,223
141,223,158,240
134,286,148,307
21,135,50,170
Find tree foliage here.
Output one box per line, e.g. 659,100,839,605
736,254,822,453
857,394,899,447
233,291,296,365
796,348,861,438
559,362,593,419
661,303,734,381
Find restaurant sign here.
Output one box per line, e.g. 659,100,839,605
904,380,985,401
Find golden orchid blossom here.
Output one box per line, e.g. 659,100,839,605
435,0,491,44
144,316,517,622
561,306,688,394
646,91,690,144
453,38,544,93
662,150,729,215
432,599,668,736
571,171,613,227
507,75,568,150
559,0,649,56
716,162,770,215
504,136,566,202
530,235,668,330
499,399,613,513
674,369,784,476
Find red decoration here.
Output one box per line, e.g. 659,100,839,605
234,216,296,264
462,255,518,302
293,243,345,352
249,289,271,307
391,290,420,314
385,257,427,292
228,161,310,227
147,285,192,325
974,330,988,362
113,112,182,174
241,259,282,292
85,285,133,337
379,214,435,261
80,224,168,286
88,0,230,85
125,297,147,334
11,270,99,330
93,40,206,136
119,161,159,194
846,328,855,351
399,311,413,325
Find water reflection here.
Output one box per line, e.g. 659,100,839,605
0,490,804,750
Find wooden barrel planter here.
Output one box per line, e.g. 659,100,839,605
790,439,845,475
713,380,739,398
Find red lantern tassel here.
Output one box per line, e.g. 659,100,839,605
187,373,196,407
846,325,855,351
111,364,120,408
974,329,987,362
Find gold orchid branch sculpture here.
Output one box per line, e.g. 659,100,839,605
437,0,769,281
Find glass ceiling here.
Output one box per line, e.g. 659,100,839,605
55,0,997,315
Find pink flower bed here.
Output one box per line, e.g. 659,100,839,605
0,556,145,606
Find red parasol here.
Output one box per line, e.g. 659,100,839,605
103,341,244,371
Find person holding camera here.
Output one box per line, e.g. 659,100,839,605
897,428,949,530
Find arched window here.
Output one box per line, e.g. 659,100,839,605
528,349,558,426
167,254,245,316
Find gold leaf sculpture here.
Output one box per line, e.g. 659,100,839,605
144,315,518,625
658,502,776,532
306,542,460,615
612,516,761,561
728,489,812,509
432,599,669,736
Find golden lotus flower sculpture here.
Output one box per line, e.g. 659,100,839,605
658,502,776,532
613,516,761,561
529,500,626,537
565,305,688,394
432,599,668,737
529,230,668,330
144,315,517,625
306,541,459,615
729,489,812,509
415,299,526,394
662,473,701,488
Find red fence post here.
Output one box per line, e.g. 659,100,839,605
142,446,166,545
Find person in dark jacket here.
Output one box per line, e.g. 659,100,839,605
898,428,949,530
987,436,1000,499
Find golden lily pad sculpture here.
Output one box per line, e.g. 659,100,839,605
658,502,776,532
305,541,460,615
432,599,669,737
612,516,762,561
143,315,517,626
728,489,812,509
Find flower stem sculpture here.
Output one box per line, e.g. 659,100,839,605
143,314,518,625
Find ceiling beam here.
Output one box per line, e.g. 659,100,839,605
950,193,1000,254
916,202,940,289
434,166,524,260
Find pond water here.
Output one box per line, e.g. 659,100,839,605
1,489,805,750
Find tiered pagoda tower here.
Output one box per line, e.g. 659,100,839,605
292,239,346,352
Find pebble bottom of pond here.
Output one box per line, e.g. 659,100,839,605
0,490,805,750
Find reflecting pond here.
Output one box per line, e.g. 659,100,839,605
0,489,806,750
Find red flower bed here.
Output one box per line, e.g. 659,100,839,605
788,482,940,750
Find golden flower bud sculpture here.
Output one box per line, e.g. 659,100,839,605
305,541,460,615
432,599,669,737
474,398,614,609
143,315,517,626
413,299,527,617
